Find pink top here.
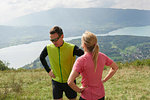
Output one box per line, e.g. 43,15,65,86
73,52,113,100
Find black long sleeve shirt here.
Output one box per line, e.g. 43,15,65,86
40,45,84,73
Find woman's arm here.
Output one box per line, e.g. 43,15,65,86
68,70,85,93
67,70,81,92
102,62,118,83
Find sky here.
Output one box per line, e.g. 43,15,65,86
0,0,150,24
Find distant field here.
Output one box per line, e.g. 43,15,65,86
0,66,150,100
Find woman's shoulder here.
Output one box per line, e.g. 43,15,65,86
98,52,105,55
78,54,86,59
98,52,108,57
76,54,87,62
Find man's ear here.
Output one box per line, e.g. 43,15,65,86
61,34,64,38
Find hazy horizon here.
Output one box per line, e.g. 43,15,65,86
1,0,150,24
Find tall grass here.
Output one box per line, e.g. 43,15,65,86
0,66,150,100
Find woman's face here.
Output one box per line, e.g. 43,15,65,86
81,38,85,49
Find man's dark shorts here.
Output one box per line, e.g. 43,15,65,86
52,79,77,99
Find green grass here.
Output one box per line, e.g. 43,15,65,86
104,67,150,100
0,67,150,100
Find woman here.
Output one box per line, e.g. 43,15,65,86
68,31,118,100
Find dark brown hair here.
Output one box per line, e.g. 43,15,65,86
50,26,63,37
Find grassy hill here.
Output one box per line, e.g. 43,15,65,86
22,35,150,69
0,52,150,99
0,65,149,100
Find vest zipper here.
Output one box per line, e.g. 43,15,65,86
58,47,63,83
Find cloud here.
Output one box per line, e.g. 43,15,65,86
111,0,150,10
0,0,150,24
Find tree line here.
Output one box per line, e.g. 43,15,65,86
1,59,150,71
0,60,9,71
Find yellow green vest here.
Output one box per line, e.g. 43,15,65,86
47,42,76,83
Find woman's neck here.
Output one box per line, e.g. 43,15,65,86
84,46,90,54
84,49,91,54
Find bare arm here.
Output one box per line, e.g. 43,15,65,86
67,70,86,93
102,62,118,83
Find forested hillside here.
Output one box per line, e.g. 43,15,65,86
22,35,150,69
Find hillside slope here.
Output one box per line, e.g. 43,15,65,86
22,35,150,69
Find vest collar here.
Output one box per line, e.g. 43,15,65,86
58,41,65,48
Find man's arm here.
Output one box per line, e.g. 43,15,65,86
73,45,84,56
40,46,51,73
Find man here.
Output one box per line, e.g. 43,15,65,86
40,26,84,100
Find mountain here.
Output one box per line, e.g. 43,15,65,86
22,35,150,69
1,8,150,48
0,25,49,48
8,8,150,27
7,8,150,34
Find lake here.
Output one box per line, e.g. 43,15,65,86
0,26,150,69
107,25,150,37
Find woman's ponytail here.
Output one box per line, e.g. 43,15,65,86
82,31,99,72
92,44,99,72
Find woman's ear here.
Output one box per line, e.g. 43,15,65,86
82,42,86,49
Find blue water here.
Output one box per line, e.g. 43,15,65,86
107,26,150,37
0,26,150,69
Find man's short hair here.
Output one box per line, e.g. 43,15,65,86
50,26,63,36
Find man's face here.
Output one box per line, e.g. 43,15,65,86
50,33,63,47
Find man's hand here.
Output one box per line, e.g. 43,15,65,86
49,70,56,78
